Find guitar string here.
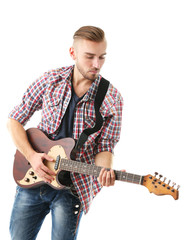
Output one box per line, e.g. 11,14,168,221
60,158,142,184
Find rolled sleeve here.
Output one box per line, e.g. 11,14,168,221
8,73,48,126
94,97,123,155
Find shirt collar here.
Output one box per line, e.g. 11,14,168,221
48,65,74,85
63,65,102,102
61,65,74,84
51,65,102,102
82,75,101,102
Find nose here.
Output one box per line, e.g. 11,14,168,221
92,58,100,69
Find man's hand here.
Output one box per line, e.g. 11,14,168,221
28,151,56,184
7,119,56,184
97,168,126,187
98,168,116,187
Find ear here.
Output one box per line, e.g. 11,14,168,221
69,47,76,60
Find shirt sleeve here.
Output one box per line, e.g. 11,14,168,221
8,72,48,126
94,96,123,155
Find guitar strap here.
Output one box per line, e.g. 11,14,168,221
71,77,110,159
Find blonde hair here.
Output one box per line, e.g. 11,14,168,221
73,26,105,42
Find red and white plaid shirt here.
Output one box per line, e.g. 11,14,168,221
9,65,123,213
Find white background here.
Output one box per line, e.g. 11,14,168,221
1,0,190,239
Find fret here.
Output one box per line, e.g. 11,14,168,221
115,171,142,185
60,158,101,177
60,158,142,185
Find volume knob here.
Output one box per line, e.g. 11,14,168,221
24,178,30,182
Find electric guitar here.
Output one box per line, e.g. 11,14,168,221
13,128,180,200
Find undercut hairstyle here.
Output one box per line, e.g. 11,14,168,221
73,26,105,42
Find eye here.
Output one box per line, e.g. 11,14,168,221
86,56,94,59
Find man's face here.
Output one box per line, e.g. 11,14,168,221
71,39,107,81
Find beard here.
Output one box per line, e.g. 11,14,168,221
75,62,99,81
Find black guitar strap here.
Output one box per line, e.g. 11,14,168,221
71,77,110,158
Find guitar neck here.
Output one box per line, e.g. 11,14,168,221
60,158,143,185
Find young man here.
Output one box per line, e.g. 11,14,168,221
8,26,123,240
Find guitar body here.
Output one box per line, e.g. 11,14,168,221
13,128,76,190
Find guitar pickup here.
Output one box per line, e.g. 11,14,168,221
54,155,60,170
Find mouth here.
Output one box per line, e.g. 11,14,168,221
89,69,99,74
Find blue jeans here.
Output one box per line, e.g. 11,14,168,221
9,185,83,240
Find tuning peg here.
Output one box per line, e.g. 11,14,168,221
159,174,163,179
177,185,180,190
172,182,176,188
163,177,167,182
154,172,158,177
168,180,171,185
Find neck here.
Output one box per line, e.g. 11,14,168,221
72,66,92,98
60,158,143,185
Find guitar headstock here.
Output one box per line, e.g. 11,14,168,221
142,172,180,200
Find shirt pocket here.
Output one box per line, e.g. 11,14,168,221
42,94,62,123
46,97,60,107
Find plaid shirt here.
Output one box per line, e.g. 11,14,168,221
9,65,123,214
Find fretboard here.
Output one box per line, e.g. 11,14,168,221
60,158,143,185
